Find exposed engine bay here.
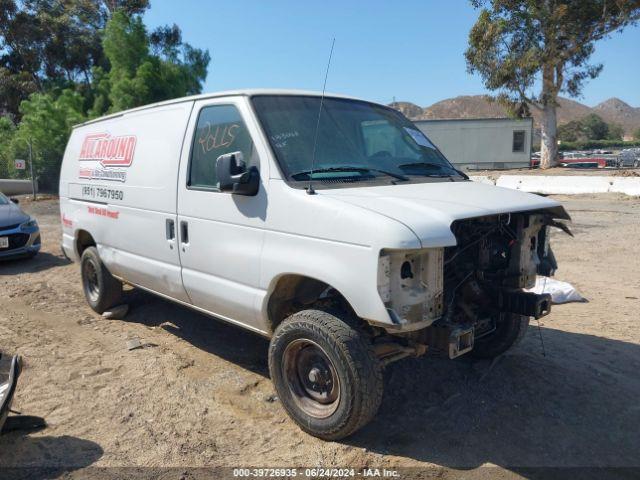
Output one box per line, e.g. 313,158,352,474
376,210,569,361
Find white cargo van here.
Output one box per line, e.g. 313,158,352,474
60,90,569,440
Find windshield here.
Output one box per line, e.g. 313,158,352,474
0,193,9,205
251,95,461,185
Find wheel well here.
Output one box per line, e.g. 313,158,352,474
266,275,357,334
75,230,96,257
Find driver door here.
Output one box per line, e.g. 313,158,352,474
176,97,270,332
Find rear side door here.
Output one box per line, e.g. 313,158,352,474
176,96,270,333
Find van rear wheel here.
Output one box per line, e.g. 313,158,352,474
80,246,123,314
268,309,383,440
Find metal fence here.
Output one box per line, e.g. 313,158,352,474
1,142,61,195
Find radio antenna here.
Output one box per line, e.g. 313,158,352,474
307,37,335,195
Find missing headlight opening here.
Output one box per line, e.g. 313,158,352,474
378,247,444,327
377,212,567,360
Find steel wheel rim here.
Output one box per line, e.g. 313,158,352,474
82,259,100,303
282,339,340,419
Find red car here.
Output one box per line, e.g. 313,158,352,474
531,152,614,169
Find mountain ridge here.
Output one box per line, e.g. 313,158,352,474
390,95,640,137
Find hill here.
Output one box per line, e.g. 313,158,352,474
391,95,640,137
593,98,640,135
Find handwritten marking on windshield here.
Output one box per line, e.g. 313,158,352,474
271,131,299,148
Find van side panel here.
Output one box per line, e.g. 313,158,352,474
60,102,194,302
257,180,421,328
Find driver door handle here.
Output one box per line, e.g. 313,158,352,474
180,221,189,245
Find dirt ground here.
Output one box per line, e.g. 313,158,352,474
1,193,639,479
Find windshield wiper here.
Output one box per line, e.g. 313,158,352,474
453,168,469,179
291,166,408,182
398,161,463,178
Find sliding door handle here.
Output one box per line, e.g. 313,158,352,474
166,219,175,240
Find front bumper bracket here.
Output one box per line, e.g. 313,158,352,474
497,290,552,319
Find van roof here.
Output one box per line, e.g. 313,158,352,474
74,89,363,128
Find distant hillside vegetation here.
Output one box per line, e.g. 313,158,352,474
390,95,640,137
593,98,640,135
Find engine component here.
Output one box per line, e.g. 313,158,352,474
478,233,511,272
429,212,555,358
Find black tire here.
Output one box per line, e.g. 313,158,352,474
472,313,530,359
80,246,123,314
269,309,383,441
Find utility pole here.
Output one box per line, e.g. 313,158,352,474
28,139,36,201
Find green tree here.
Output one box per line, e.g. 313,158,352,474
0,117,16,178
606,123,624,141
0,0,150,119
1,5,209,189
634,127,640,140
581,113,610,140
13,89,86,189
558,114,626,142
558,119,584,142
465,1,640,169
101,10,150,112
97,11,210,114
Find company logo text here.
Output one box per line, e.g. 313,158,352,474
79,133,137,167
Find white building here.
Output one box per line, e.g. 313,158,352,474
414,117,533,171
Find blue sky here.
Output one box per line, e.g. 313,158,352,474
144,0,640,108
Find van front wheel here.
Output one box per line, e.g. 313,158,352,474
268,309,383,441
472,313,530,359
80,246,123,314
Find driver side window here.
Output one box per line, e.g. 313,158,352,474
188,105,256,190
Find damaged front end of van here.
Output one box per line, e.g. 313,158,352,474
373,208,570,361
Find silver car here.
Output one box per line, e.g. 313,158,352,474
618,149,640,168
0,192,40,260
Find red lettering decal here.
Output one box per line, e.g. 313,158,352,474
78,132,137,168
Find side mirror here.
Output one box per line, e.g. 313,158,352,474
216,151,259,196
10,198,19,204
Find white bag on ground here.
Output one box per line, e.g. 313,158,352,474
525,276,586,304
